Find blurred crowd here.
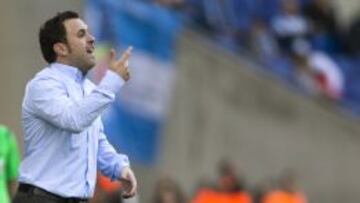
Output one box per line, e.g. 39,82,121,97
184,0,360,114
90,159,307,203
83,0,357,202
91,0,360,115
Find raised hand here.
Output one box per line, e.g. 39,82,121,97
108,46,132,81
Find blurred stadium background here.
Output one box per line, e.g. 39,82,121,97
0,0,360,202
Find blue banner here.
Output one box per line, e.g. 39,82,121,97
86,0,181,165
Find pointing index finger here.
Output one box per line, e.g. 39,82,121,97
119,46,133,63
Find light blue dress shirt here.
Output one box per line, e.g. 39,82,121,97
19,63,129,198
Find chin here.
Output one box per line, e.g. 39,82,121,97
81,62,94,74
87,59,96,67
85,63,95,71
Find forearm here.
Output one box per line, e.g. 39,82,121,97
50,90,116,132
97,133,130,180
28,70,124,133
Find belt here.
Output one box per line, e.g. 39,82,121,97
18,183,89,203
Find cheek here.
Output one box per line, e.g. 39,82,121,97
72,45,85,55
68,40,86,52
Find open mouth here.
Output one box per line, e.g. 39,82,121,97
86,47,94,54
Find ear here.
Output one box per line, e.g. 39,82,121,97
53,42,69,57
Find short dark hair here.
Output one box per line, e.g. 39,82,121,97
39,11,79,63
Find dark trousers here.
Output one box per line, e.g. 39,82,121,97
13,183,88,203
13,191,58,203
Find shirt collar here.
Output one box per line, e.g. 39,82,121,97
50,63,85,83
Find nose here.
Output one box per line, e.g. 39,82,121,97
87,34,95,44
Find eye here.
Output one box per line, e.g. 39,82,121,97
77,29,86,38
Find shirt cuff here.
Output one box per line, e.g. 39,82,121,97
112,154,130,181
97,70,125,95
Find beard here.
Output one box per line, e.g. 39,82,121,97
68,53,96,75
65,44,96,75
78,57,95,75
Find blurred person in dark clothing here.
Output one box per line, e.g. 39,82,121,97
184,0,212,30
217,159,246,193
303,0,339,36
262,170,307,203
346,15,360,56
271,0,310,54
251,17,280,59
191,159,252,203
252,178,276,203
303,0,341,53
152,177,186,203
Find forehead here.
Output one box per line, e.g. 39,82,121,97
63,18,88,35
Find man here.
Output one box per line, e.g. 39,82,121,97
262,170,307,203
0,125,20,203
291,39,344,101
271,0,310,53
13,11,137,203
192,160,252,203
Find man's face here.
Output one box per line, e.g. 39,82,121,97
63,18,95,73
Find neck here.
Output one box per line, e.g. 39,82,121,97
55,59,87,76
